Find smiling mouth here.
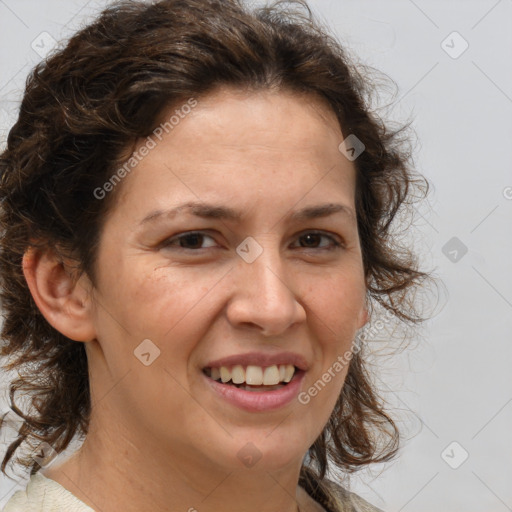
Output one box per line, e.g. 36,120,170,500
203,364,297,392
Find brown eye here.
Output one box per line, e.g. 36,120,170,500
300,233,323,248
294,231,342,250
161,232,218,250
179,233,205,249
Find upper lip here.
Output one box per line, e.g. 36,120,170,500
204,351,309,371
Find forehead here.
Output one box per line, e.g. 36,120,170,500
113,87,356,217
165,86,343,155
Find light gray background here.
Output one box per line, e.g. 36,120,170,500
0,1,511,511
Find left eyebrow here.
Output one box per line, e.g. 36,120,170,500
139,201,356,225
287,203,356,223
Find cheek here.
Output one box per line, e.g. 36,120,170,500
101,261,216,335
93,266,222,400
304,272,366,341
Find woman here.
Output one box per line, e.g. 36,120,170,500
0,0,428,510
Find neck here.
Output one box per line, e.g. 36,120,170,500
43,413,308,512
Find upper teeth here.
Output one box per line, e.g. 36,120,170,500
209,364,296,385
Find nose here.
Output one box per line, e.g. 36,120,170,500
226,241,306,336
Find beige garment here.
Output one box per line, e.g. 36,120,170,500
2,472,94,512
2,472,382,512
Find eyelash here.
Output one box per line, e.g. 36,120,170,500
160,231,344,252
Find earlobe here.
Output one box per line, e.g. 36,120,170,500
22,246,96,342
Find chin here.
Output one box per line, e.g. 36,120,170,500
221,431,308,473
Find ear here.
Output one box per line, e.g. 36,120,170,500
22,246,96,342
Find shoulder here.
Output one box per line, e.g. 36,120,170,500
2,472,94,512
323,479,385,512
300,470,384,512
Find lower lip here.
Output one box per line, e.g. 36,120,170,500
203,370,305,412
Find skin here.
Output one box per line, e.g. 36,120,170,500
23,86,368,512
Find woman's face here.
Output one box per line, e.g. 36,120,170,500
84,87,367,475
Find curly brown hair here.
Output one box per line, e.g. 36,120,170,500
0,0,429,506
